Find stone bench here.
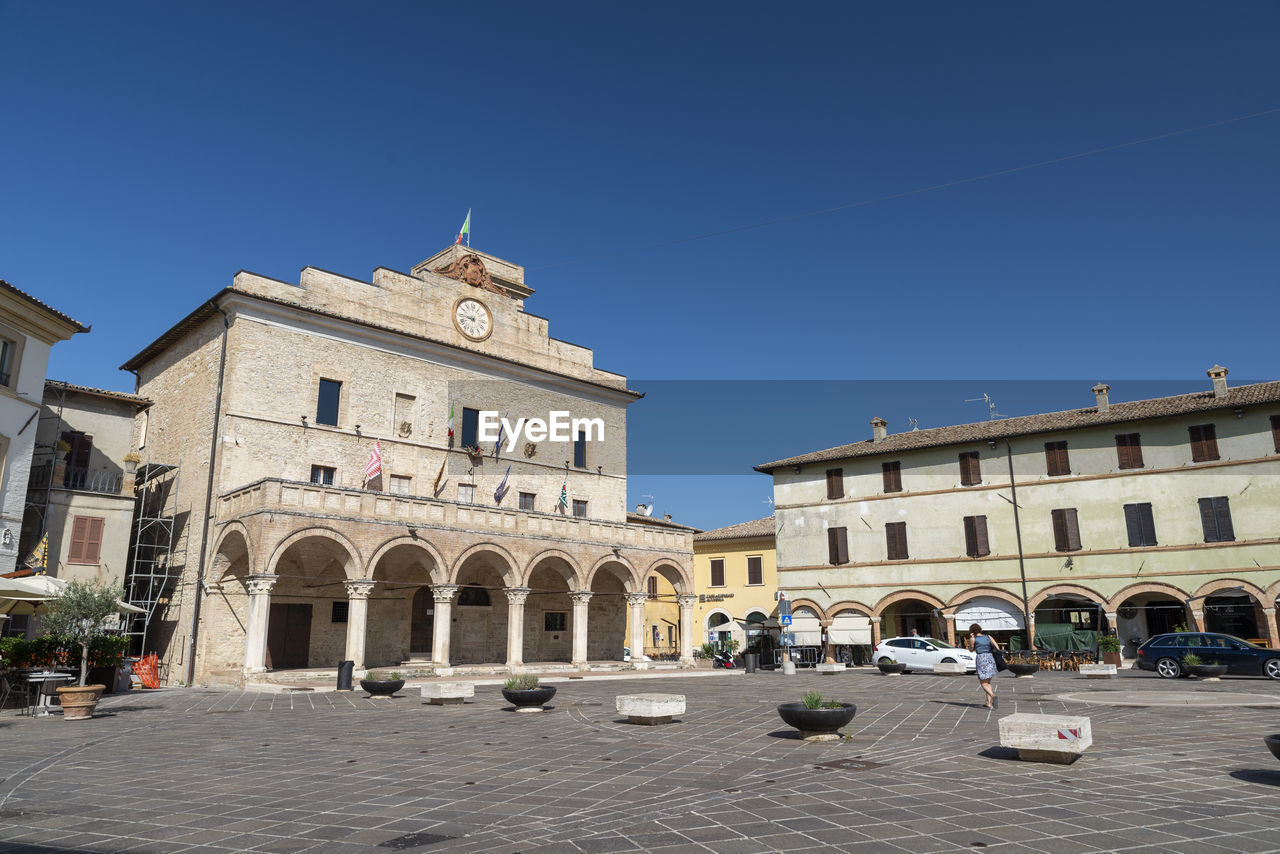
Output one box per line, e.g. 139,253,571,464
815,663,843,676
1079,664,1117,679
616,693,685,725
998,712,1092,764
933,662,967,676
420,683,474,705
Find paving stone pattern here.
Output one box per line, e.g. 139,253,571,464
3,670,1280,853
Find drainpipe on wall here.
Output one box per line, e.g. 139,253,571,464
186,300,231,687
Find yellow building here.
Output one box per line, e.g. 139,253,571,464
692,516,777,656
630,512,699,660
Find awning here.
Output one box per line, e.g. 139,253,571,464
828,612,871,645
791,613,822,646
0,575,145,616
955,596,1024,631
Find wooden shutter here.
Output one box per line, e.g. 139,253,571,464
1064,509,1081,551
68,516,89,563
827,527,848,564
1139,504,1156,546
885,522,908,560
826,468,844,500
1199,496,1235,542
1044,441,1069,476
964,515,989,557
974,515,989,556
647,576,657,597
1052,508,1080,551
1198,497,1218,541
959,452,980,486
882,461,902,493
68,516,104,564
747,556,763,585
1123,504,1142,547
710,558,725,587
1189,424,1219,462
1116,433,1143,469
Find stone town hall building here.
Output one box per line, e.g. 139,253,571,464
122,245,694,685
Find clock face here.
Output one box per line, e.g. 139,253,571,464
453,298,493,341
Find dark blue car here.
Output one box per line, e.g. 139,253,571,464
1136,632,1280,679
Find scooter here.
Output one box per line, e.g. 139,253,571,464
712,651,736,669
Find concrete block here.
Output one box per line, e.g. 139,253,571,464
999,713,1092,764
1079,664,1117,679
933,662,966,676
815,663,843,676
616,693,685,725
421,682,474,705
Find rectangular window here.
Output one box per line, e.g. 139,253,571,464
1124,503,1157,547
458,484,475,504
651,625,660,647
882,461,902,493
963,515,990,557
519,492,536,511
667,625,675,646
1188,424,1220,462
461,407,479,449
572,499,588,518
573,432,587,468
0,334,20,389
1116,433,1143,469
886,522,908,560
1198,496,1235,543
1044,441,1070,477
647,576,658,598
310,465,335,485
827,527,849,565
1051,508,1082,552
746,555,763,586
331,602,349,623
389,475,411,495
1272,415,1280,454
710,558,725,587
545,612,567,632
316,379,341,426
67,516,105,564
959,451,981,486
825,468,844,500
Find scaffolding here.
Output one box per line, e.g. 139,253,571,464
122,462,182,657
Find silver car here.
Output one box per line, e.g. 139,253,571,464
874,637,977,673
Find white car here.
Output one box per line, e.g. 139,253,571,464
874,637,977,673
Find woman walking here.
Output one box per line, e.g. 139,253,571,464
966,623,1000,710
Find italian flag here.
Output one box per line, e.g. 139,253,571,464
447,403,455,440
558,480,568,510
455,209,471,245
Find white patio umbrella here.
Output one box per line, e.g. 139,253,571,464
0,575,145,616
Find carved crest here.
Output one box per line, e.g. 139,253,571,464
434,254,502,294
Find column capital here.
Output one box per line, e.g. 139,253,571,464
677,594,698,608
504,587,532,606
1264,607,1276,616
1191,610,1205,619
431,583,460,604
570,590,594,605
246,574,278,596
625,592,650,607
344,579,377,599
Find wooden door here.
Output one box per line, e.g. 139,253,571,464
410,588,433,655
267,603,312,670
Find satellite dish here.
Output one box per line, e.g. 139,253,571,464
634,495,655,516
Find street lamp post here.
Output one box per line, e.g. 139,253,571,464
994,438,1033,649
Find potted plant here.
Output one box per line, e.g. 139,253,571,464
501,673,556,712
776,690,856,741
360,670,405,697
876,656,905,675
122,451,141,475
86,635,129,693
40,579,125,720
1098,635,1123,666
1006,653,1040,678
1182,653,1227,681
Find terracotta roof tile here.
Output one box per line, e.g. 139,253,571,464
0,279,89,331
694,515,775,543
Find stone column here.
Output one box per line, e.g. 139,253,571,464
626,592,649,660
870,616,882,648
570,591,593,668
430,584,459,667
1190,608,1206,633
243,574,278,673
1264,608,1279,649
504,587,531,669
1025,613,1036,650
343,580,377,671
677,594,698,665
820,619,835,663
943,616,956,647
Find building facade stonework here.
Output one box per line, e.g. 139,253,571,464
123,245,693,684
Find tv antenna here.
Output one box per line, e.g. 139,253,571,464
907,417,919,432
763,496,774,506
634,494,655,516
965,393,1006,420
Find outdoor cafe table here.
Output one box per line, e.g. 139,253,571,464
24,670,75,716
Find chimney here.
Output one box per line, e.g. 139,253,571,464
871,417,887,442
1208,364,1229,398
663,514,672,522
1092,383,1110,413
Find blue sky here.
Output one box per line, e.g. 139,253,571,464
3,2,1277,529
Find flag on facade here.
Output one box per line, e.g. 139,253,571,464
455,209,471,246
23,533,48,573
493,411,508,458
494,465,511,504
432,454,448,497
558,479,568,512
447,403,455,442
364,440,382,482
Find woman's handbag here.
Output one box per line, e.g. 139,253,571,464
992,647,1008,672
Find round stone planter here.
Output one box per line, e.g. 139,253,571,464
1007,662,1040,678
501,685,557,713
1187,664,1228,681
360,679,405,698
1264,734,1280,761
56,684,106,721
877,660,904,676
776,702,857,741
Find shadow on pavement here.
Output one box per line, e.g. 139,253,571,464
1230,769,1280,787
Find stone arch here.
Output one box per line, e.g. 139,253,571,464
872,589,945,618
1266,579,1280,605
211,521,254,573
789,598,828,621
703,606,735,630
1107,581,1191,613
826,600,874,618
1190,578,1268,640
521,548,584,589
366,535,448,585
1189,578,1267,604
1028,584,1106,611
586,553,640,592
201,523,255,673
946,587,1026,611
265,526,363,580
449,542,520,587
641,557,692,595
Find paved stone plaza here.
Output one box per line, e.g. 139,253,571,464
3,669,1280,854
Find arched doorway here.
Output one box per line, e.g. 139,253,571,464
451,548,516,665
953,596,1025,649
707,611,734,650
369,539,441,667
883,598,936,639
1034,593,1108,651
1205,593,1261,640
265,532,358,670
525,555,577,664
1113,592,1188,657
587,559,632,661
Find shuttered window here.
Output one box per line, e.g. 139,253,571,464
68,516,105,564
1198,497,1235,543
886,522,909,560
1116,433,1144,469
647,576,658,598
710,558,725,587
747,556,763,585
1188,424,1220,462
1051,508,1082,552
827,527,849,565
825,468,844,500
1044,441,1070,476
1272,415,1280,454
959,452,981,486
963,515,990,557
1123,503,1157,547
882,461,902,493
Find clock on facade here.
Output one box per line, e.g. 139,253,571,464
452,297,493,341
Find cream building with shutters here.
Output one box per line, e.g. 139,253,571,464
122,245,693,685
757,368,1280,658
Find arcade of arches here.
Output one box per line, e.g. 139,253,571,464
200,522,694,679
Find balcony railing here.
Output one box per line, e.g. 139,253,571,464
217,478,693,553
28,463,126,496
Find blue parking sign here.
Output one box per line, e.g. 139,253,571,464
780,614,792,626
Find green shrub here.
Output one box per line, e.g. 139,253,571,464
1097,635,1122,653
1182,653,1202,666
504,674,540,690
802,690,825,709
40,579,125,686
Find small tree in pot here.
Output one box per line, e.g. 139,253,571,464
1098,635,1123,666
40,579,125,720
